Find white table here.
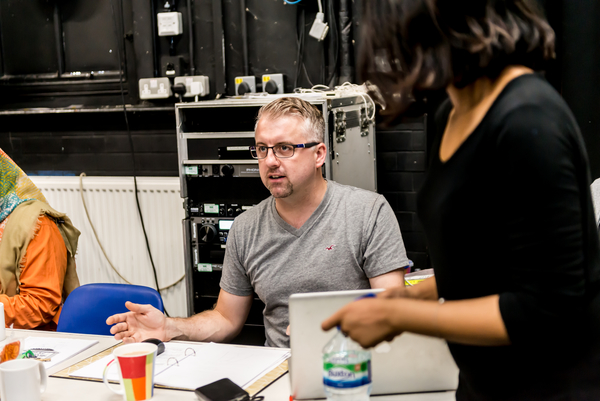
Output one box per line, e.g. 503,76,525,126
3,329,455,401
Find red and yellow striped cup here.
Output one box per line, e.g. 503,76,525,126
103,343,157,401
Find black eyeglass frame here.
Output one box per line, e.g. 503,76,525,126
249,142,320,159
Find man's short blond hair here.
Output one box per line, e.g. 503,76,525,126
255,97,325,143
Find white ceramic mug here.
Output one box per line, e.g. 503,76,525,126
0,359,47,401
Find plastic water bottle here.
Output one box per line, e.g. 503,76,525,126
322,328,372,401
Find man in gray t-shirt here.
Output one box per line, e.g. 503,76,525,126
107,97,408,347
222,180,408,347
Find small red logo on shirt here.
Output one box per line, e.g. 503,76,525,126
325,245,335,251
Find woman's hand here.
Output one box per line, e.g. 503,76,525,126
321,298,402,348
323,290,511,348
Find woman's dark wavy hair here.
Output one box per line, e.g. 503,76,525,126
360,0,556,115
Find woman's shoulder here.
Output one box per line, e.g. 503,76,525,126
492,74,573,123
486,75,585,164
483,74,579,144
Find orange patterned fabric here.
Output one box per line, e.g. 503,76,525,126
0,148,47,222
0,340,20,362
0,215,66,329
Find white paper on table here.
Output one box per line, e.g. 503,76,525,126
69,342,290,390
70,354,117,381
70,343,207,382
153,343,290,390
21,337,99,370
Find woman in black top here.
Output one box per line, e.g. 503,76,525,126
323,1,600,399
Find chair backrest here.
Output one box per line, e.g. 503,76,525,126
57,283,164,335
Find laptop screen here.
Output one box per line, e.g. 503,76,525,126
288,289,458,399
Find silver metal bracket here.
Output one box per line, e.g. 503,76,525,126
335,109,347,143
360,107,370,137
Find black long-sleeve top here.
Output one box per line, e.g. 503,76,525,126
417,74,600,400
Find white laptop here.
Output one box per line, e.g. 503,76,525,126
289,289,459,399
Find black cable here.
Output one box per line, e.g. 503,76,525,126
298,9,321,87
321,42,325,84
187,0,195,75
170,36,176,56
302,63,316,87
298,10,305,87
325,0,339,87
298,10,317,88
109,0,170,317
166,0,178,59
337,0,353,83
53,3,65,76
294,9,305,89
241,0,249,76
150,0,159,77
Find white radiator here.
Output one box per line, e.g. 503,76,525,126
30,176,188,318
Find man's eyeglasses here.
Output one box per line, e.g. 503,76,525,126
249,142,320,159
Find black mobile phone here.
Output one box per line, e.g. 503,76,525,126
195,378,250,401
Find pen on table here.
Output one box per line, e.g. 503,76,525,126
18,350,35,359
355,293,376,301
19,348,54,362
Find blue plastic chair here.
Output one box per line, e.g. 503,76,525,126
57,283,164,335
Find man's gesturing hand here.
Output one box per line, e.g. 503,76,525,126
106,301,168,343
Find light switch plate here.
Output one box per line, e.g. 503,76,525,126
157,12,183,36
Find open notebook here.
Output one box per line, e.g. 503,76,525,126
70,342,290,390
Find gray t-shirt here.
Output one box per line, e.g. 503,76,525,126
220,180,409,347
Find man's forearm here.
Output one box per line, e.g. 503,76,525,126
165,309,242,342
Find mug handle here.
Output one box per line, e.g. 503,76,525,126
38,361,47,394
103,358,125,395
